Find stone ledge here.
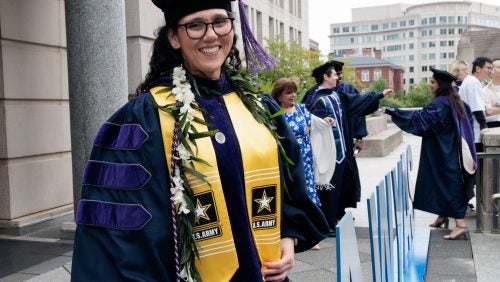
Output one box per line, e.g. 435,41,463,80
358,126,403,157
0,204,73,236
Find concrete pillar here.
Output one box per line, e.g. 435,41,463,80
65,0,128,213
479,128,500,233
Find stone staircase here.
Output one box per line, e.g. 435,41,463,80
357,115,402,157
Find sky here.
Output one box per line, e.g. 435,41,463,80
308,0,500,55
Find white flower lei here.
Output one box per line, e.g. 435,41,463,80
170,66,196,215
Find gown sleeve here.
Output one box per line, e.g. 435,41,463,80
71,93,176,281
385,100,447,136
261,95,330,252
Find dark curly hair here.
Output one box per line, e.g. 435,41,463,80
135,18,242,96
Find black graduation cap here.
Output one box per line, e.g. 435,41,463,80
151,0,235,24
311,61,336,78
329,60,344,73
430,67,457,83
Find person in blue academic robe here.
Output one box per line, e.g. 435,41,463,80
384,68,476,240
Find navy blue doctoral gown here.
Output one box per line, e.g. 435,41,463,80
385,99,473,218
71,76,329,281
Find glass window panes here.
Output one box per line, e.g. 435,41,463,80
361,70,370,82
440,16,447,24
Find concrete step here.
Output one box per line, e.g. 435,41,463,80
365,116,387,136
358,125,402,157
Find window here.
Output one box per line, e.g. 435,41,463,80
421,42,428,48
409,66,414,72
421,30,428,36
440,52,447,59
391,22,397,28
448,28,455,35
409,31,414,38
342,26,349,33
409,43,414,49
448,52,455,59
421,18,428,25
361,25,369,32
332,27,340,33
409,19,415,26
448,40,454,46
428,29,434,36
429,41,436,48
371,24,378,31
428,53,436,59
409,55,414,61
440,28,447,35
458,16,465,24
422,66,428,72
448,16,455,24
440,16,447,24
440,41,447,47
361,70,370,82
400,21,406,27
458,28,464,34
429,17,436,24
374,69,382,80
409,78,414,84
383,23,389,30
421,54,428,60
352,26,358,32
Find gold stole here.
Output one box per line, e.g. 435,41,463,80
151,88,281,281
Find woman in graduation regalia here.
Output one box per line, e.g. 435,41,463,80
71,0,329,281
384,68,476,240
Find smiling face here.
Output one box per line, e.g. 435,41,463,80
279,90,297,109
168,9,234,80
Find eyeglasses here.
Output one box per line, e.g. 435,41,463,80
177,18,235,39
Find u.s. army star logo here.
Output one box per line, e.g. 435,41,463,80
254,190,274,214
195,198,212,224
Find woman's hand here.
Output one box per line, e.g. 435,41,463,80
262,237,295,281
323,117,335,125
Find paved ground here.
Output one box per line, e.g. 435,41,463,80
1,130,500,281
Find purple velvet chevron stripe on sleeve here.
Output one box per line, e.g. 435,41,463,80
76,200,152,230
94,123,148,150
82,161,151,190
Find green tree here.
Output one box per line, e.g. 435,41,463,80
256,38,322,97
404,81,432,107
367,77,388,93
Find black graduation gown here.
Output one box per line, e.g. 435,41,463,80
385,100,471,218
71,79,329,281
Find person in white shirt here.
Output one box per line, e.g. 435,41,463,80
483,58,500,128
458,57,493,152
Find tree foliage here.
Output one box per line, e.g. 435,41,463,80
405,81,433,107
256,38,323,98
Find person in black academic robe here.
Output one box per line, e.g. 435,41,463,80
71,1,329,281
384,68,476,240
304,61,393,235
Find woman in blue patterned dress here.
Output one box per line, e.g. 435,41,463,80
271,78,334,206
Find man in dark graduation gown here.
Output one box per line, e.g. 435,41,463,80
304,62,391,234
71,76,330,281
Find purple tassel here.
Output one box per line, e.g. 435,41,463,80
238,0,278,74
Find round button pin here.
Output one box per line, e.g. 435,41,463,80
215,132,226,144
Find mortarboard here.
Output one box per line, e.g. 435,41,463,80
151,0,234,24
312,61,336,79
329,60,344,73
430,67,457,83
